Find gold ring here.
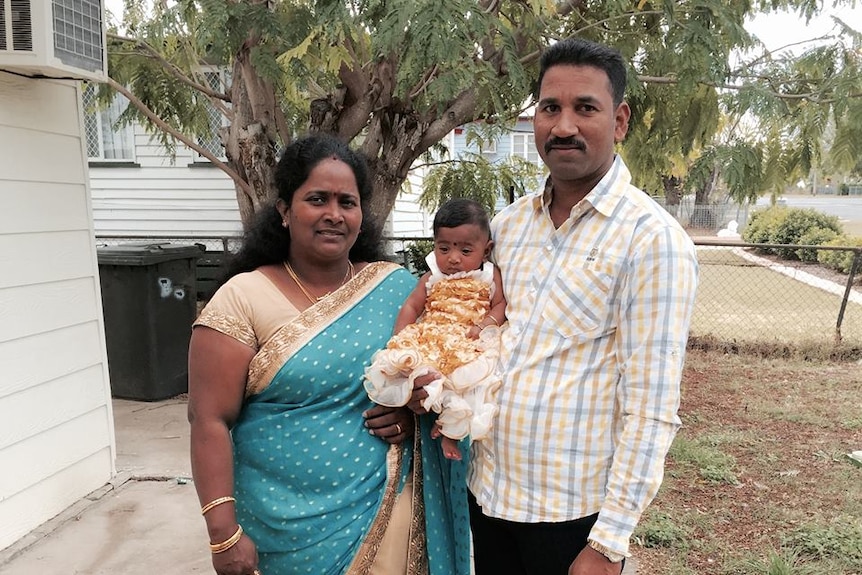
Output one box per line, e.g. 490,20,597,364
395,423,403,434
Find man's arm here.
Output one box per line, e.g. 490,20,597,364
588,226,699,556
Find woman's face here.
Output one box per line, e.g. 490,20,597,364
278,157,362,265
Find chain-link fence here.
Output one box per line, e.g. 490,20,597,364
650,197,753,232
693,240,862,346
95,235,862,347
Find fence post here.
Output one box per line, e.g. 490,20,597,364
835,248,862,343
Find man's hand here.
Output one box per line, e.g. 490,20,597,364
568,546,624,575
406,370,440,414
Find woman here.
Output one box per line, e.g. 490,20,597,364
188,134,470,575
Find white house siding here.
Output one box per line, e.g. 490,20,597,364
89,133,243,238
0,73,115,552
389,166,431,238
89,126,433,242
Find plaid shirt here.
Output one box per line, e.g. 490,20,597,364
469,155,698,557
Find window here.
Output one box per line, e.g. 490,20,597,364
197,70,229,161
480,139,497,154
83,85,134,161
511,133,539,163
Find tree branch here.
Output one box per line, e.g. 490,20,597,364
105,77,254,198
108,32,231,105
637,74,861,103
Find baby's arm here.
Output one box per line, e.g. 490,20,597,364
393,273,430,334
485,266,507,327
468,267,507,338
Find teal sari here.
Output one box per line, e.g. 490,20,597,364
230,262,470,575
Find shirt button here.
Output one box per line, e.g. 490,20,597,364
545,244,553,251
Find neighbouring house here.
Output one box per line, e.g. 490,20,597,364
0,0,114,554
87,93,546,245
86,85,547,292
86,84,432,242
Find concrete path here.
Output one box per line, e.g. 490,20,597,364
0,399,211,575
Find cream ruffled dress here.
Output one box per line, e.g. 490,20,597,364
364,253,503,442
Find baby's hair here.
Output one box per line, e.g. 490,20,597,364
432,198,491,238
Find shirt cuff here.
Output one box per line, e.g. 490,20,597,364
588,502,637,558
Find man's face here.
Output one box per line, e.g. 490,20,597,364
533,64,630,194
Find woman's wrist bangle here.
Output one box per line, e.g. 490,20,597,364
201,496,236,516
210,524,243,554
481,316,499,328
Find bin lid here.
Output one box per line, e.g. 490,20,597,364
97,243,203,266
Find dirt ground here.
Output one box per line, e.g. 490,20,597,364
632,349,862,574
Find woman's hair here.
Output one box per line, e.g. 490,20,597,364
221,133,385,285
432,198,491,239
536,37,627,106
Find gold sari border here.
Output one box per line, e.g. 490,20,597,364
193,309,257,349
406,424,429,574
246,261,403,397
345,418,428,575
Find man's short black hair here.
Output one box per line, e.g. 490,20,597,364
536,37,627,106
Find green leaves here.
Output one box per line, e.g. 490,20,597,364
419,152,543,215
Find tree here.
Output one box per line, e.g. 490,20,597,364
418,153,543,215
104,0,861,231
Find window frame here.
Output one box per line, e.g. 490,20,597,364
195,68,230,163
510,132,539,164
83,84,136,163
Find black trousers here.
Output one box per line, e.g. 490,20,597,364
468,491,602,575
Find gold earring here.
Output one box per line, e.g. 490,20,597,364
282,220,288,228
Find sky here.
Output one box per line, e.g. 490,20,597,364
746,4,862,52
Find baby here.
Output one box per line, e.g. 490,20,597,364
364,198,506,460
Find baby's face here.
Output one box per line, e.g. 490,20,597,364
433,224,491,275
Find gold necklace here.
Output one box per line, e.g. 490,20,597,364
283,260,354,305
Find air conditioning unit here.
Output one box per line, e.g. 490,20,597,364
0,0,107,82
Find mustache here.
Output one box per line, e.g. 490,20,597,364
545,138,586,153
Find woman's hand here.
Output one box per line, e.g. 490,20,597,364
363,405,413,444
211,530,260,575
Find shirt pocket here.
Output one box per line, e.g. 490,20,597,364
541,261,618,338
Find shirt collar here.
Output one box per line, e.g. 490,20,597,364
532,155,632,219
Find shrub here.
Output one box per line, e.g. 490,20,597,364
402,239,434,275
796,227,841,262
817,236,862,274
742,206,788,252
771,209,843,259
743,206,844,260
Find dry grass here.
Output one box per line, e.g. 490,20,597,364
692,247,862,346
632,348,862,574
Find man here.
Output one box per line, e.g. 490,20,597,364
413,37,698,574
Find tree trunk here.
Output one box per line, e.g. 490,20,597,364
224,41,282,231
692,167,719,229
662,175,682,218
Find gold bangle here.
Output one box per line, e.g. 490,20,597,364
201,496,236,516
483,315,499,327
210,524,243,554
